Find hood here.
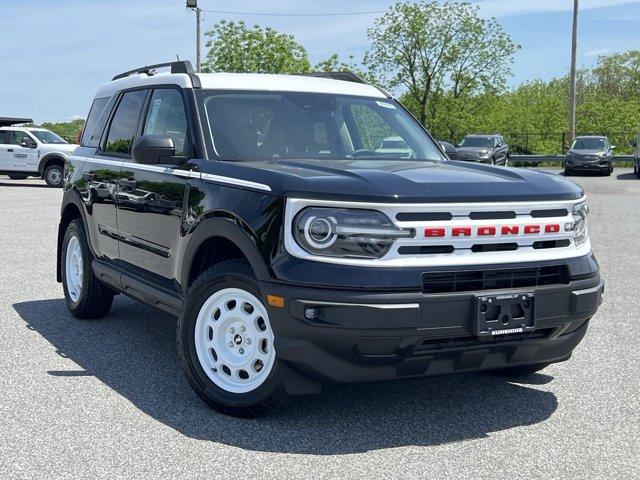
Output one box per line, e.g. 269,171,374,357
207,159,584,203
568,149,606,156
457,146,491,153
42,142,78,153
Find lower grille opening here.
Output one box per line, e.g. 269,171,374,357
533,239,571,249
421,265,570,293
471,243,518,252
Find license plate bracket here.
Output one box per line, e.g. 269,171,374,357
475,292,535,337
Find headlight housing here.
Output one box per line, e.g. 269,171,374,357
293,207,412,259
565,201,589,247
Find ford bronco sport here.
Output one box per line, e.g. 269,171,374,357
57,61,603,416
0,117,78,187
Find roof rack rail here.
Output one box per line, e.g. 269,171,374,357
0,117,33,127
298,71,367,84
112,60,195,81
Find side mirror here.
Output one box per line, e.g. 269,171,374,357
21,137,37,148
132,135,176,165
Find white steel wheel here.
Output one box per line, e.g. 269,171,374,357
194,288,276,394
65,235,83,303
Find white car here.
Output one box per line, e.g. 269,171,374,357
0,117,78,187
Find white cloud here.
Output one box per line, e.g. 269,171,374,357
477,0,640,17
585,48,610,57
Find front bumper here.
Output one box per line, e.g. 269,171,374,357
565,159,611,171
261,272,603,392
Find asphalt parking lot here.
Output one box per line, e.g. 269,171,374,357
0,169,638,479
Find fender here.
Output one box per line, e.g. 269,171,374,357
179,216,272,290
38,151,68,174
56,188,96,282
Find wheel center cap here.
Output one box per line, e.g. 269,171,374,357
233,334,243,346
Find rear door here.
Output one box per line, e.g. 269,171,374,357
116,86,194,291
83,89,148,262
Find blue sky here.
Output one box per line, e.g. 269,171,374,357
1,0,639,123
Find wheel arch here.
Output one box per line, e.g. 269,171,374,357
181,216,272,292
38,153,66,175
56,190,91,282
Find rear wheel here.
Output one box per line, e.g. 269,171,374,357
564,168,572,176
44,164,64,187
61,219,114,319
7,173,28,180
177,260,288,417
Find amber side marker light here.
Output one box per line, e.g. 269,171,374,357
267,294,285,308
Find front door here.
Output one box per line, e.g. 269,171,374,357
116,87,194,291
4,130,38,171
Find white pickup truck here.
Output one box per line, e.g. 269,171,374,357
0,117,78,187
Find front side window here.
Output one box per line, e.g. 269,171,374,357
143,89,189,156
8,131,30,145
104,90,147,155
198,91,444,162
31,130,66,144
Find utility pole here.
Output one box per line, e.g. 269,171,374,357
568,0,579,146
186,0,202,72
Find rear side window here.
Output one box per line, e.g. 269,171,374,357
8,131,29,145
81,97,110,147
104,90,147,155
142,89,189,156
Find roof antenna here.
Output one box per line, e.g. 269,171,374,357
176,54,180,61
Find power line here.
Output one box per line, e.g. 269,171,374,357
200,9,386,17
200,0,486,17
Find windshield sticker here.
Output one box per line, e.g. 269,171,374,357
376,101,396,109
145,99,162,134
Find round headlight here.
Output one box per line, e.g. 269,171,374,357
293,207,412,259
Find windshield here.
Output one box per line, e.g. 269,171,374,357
572,137,607,150
31,130,67,144
198,91,445,162
460,136,493,148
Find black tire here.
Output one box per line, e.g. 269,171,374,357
8,173,28,180
177,259,288,417
505,155,510,167
490,157,496,165
44,163,64,188
564,168,571,176
61,219,114,319
605,166,612,177
493,362,551,377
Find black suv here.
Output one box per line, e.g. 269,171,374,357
57,62,603,416
457,134,510,165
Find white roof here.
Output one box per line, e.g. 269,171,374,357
94,72,386,99
0,126,47,132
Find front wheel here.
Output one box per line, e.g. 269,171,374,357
177,260,288,417
44,164,64,188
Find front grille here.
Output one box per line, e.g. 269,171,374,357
421,265,570,293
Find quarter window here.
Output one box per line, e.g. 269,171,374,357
143,89,189,156
82,96,111,147
104,90,147,155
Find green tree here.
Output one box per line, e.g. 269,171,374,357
202,20,310,74
364,1,519,126
39,119,84,143
312,54,379,85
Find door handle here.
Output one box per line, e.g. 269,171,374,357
7,149,13,152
